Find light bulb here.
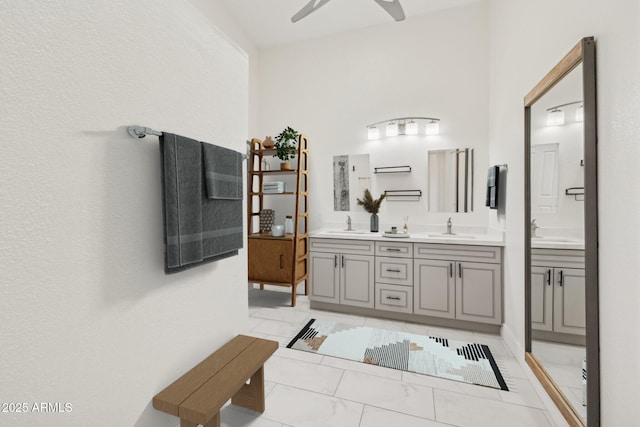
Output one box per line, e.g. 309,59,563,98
547,109,565,126
425,120,439,136
405,120,418,135
367,126,379,140
386,122,398,137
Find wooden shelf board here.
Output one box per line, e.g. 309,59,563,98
250,170,298,175
249,192,296,196
249,233,295,241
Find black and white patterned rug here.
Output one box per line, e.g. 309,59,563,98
287,319,509,391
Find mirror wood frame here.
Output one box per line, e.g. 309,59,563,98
524,37,599,427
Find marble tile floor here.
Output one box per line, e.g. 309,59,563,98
220,285,562,427
531,341,587,421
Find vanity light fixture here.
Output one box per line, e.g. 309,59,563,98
366,116,440,140
546,101,582,126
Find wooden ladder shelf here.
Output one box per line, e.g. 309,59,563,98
247,135,309,306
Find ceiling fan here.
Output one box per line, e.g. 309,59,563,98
291,0,406,23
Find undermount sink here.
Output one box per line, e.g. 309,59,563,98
427,233,476,239
325,230,370,234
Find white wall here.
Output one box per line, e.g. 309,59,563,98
489,0,640,424
256,3,491,232
0,1,249,426
187,0,261,138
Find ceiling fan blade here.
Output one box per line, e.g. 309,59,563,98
291,0,333,23
373,0,406,21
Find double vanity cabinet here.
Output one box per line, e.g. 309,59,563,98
309,233,503,330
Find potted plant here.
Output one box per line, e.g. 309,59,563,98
357,189,386,232
273,126,299,170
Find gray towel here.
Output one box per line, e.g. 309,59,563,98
160,133,243,274
160,133,204,270
202,142,243,200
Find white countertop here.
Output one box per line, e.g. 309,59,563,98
531,237,585,250
310,229,505,247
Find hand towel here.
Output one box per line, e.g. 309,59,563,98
202,142,243,200
485,165,500,209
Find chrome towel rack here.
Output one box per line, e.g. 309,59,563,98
127,125,248,159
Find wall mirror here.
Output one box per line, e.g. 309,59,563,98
333,154,370,211
524,37,598,427
428,148,474,212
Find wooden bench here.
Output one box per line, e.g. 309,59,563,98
153,335,278,427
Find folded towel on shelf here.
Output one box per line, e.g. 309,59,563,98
160,133,204,270
202,142,243,200
160,134,244,274
263,181,285,193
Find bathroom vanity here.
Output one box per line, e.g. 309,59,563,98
309,231,504,332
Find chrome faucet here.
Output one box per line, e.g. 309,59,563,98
346,215,353,231
445,217,455,235
531,219,539,238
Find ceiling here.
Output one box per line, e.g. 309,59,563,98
218,0,482,48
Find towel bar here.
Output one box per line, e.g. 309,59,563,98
128,125,248,159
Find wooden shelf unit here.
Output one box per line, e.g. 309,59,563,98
247,136,309,307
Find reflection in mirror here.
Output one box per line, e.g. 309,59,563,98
525,37,598,427
530,64,587,423
333,154,370,211
428,148,474,212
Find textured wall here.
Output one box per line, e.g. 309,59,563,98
0,1,249,426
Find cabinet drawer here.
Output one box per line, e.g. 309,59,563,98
310,238,375,255
375,241,413,258
375,256,413,286
375,283,413,314
414,243,501,263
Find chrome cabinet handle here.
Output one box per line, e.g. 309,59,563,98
386,248,401,252
559,270,564,287
458,263,462,278
342,255,345,268
334,254,338,268
547,269,551,286
386,296,401,300
449,263,453,278
386,269,401,273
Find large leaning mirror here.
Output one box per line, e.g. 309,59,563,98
524,37,599,426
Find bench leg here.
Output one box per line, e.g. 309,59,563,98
231,365,266,413
179,412,220,427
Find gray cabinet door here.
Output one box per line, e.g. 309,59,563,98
309,252,339,304
531,266,554,331
456,261,501,325
413,259,455,319
340,254,375,308
553,268,586,335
